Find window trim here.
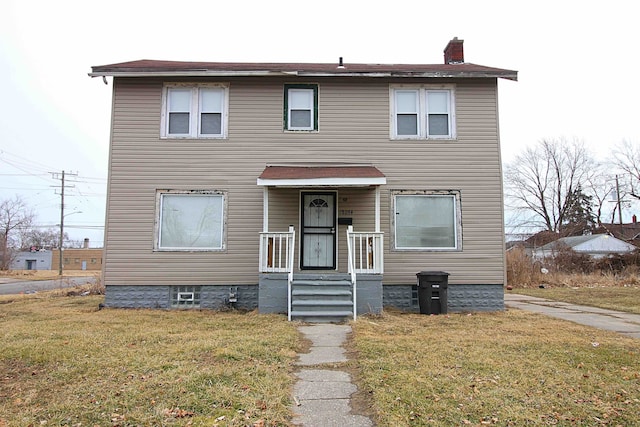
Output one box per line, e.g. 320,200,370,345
390,85,456,140
154,189,227,252
390,190,462,252
284,83,318,131
161,83,229,139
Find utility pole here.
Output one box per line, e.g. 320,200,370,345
59,170,65,276
615,175,623,225
616,175,622,226
51,170,77,275
616,175,624,239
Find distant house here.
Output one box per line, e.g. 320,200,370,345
10,250,52,270
89,38,517,319
51,248,103,271
594,221,640,245
534,234,637,260
507,230,560,257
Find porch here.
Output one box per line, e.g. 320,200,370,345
258,226,384,321
256,164,386,321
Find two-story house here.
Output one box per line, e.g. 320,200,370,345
90,38,517,321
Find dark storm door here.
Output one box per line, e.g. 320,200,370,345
301,192,336,269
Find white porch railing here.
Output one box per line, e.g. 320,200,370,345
259,227,296,273
346,225,384,274
347,226,384,321
259,226,296,321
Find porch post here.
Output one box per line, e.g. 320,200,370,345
263,186,269,232
375,186,381,232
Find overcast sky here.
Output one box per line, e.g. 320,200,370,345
1,0,639,246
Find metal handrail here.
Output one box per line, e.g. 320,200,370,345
287,226,295,321
346,226,358,320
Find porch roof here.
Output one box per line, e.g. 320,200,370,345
257,165,386,187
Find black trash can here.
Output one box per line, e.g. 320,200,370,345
416,271,449,314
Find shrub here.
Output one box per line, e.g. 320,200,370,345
506,246,544,287
507,245,640,288
548,244,593,274
594,250,640,274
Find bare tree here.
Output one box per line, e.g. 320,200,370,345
583,165,618,226
612,139,640,199
504,138,598,234
19,228,68,250
0,196,35,269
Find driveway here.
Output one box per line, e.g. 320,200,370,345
0,276,96,295
505,293,640,339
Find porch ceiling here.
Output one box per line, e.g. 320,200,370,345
257,165,386,187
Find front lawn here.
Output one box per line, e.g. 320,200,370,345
0,294,300,426
3,289,640,426
350,310,640,426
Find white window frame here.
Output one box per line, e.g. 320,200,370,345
288,88,313,130
390,85,456,140
161,83,229,139
391,190,462,251
171,286,201,308
284,84,318,131
394,90,420,137
154,190,227,252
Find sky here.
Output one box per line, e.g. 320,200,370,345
1,0,639,247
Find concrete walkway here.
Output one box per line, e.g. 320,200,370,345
291,324,373,427
505,293,640,339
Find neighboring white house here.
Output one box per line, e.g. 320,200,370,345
534,235,637,260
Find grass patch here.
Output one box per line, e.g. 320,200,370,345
350,310,640,426
0,294,300,426
510,287,640,314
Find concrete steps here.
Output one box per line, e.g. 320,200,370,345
290,275,354,322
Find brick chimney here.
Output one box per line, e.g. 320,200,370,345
83,238,89,249
444,37,464,64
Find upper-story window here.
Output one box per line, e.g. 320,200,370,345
161,84,229,138
284,84,318,131
391,85,456,140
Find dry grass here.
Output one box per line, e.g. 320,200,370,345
350,310,640,426
0,293,300,426
507,247,640,289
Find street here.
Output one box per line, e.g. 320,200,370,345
0,276,96,295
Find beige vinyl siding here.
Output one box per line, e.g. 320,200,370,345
104,76,505,286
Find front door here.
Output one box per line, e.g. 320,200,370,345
301,192,336,269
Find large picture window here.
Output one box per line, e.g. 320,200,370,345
393,191,461,250
391,86,455,139
161,84,228,138
284,84,318,131
156,191,226,251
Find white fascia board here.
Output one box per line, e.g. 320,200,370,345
257,177,387,187
88,71,299,78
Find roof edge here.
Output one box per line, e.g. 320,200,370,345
89,69,517,81
89,61,518,81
